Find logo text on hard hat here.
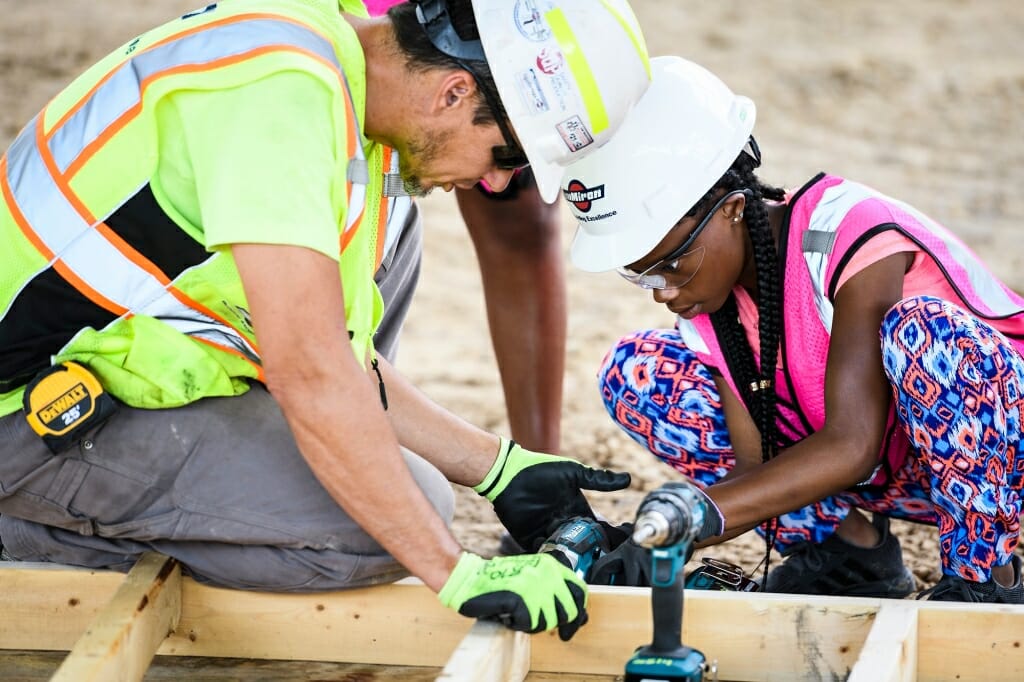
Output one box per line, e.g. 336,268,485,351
536,47,563,75
564,180,605,213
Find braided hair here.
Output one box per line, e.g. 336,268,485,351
688,142,786,574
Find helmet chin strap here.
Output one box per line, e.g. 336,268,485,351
743,136,762,168
413,0,486,61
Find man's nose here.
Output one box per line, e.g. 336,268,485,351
479,168,516,193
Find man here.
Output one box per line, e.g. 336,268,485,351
369,0,632,457
0,0,650,638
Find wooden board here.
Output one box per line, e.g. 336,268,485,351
3,560,1023,681
50,553,181,682
1,651,625,682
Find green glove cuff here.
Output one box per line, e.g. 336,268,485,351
472,437,513,498
438,552,486,609
473,437,569,502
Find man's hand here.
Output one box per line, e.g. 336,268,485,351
439,552,588,641
474,438,631,552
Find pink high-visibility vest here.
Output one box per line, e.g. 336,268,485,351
679,173,1024,485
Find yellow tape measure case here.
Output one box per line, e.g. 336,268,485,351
23,361,117,454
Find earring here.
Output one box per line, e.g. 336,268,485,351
732,214,743,224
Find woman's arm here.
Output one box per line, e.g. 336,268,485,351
703,252,913,537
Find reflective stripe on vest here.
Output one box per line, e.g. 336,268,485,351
2,14,375,383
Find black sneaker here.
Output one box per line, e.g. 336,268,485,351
917,555,1024,604
765,514,915,598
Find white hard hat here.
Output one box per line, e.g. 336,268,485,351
471,0,652,202
563,56,757,272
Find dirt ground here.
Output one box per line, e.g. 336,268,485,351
3,1,1023,592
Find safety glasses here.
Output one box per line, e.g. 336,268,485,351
618,189,752,290
452,58,530,170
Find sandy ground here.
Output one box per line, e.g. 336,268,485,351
3,1,1023,591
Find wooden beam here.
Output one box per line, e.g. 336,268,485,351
159,576,472,667
437,620,529,682
916,601,1024,681
848,603,918,682
532,587,876,680
3,562,1024,680
0,563,125,651
50,553,181,682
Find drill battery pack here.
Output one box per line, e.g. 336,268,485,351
684,557,760,592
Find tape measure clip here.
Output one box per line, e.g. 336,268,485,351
23,362,117,454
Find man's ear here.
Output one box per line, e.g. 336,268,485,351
434,70,476,113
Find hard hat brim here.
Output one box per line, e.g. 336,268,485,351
532,158,563,204
472,0,651,206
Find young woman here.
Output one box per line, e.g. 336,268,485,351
561,56,1024,602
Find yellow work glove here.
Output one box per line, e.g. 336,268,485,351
439,551,589,641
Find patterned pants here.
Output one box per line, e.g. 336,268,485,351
599,296,1024,581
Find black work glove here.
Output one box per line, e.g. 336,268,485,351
474,438,632,552
587,522,654,587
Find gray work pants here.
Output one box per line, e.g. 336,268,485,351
0,202,448,591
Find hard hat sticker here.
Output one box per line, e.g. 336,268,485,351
556,116,593,152
535,47,564,75
514,0,554,42
515,69,550,114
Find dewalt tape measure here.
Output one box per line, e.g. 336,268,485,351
23,361,116,454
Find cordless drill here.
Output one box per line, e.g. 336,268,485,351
538,516,609,579
625,481,713,682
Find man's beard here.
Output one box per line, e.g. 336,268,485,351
402,177,433,198
399,128,450,197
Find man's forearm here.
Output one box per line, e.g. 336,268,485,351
234,243,463,592
274,366,462,590
374,354,500,487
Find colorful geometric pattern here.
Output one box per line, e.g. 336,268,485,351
598,299,1024,579
881,296,1024,581
598,329,733,486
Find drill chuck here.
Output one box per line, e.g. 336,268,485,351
632,508,678,548
631,482,707,549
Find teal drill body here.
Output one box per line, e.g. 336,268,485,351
538,516,608,580
625,481,713,682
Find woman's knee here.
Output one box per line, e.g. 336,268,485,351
598,328,705,412
881,295,948,344
596,328,732,486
